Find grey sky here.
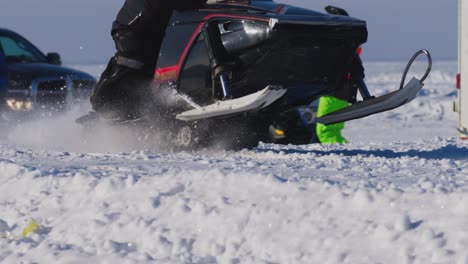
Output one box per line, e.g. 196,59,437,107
0,0,457,64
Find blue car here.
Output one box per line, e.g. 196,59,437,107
0,28,96,113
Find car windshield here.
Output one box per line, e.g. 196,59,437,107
0,32,47,63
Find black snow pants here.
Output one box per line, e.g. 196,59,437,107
332,54,365,104
91,0,206,119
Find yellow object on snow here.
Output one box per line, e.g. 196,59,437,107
22,219,40,237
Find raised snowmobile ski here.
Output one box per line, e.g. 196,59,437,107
176,86,287,121
317,50,432,125
317,78,422,125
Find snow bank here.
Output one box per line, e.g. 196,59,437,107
0,138,468,263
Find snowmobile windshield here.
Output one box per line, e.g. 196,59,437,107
0,31,47,64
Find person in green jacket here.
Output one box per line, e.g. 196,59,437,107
315,6,366,144
315,49,364,144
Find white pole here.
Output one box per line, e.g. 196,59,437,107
459,0,468,139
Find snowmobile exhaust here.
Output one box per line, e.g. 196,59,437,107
316,49,432,125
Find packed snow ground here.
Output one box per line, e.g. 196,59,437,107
1,61,468,263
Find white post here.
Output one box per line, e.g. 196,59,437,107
459,0,468,139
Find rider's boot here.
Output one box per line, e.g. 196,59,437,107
90,56,153,120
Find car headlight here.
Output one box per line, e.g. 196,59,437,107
6,98,33,111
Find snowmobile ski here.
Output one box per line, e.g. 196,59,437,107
317,49,432,125
316,77,423,125
176,85,287,122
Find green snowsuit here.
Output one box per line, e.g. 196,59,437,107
316,96,349,144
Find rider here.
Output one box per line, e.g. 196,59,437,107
91,0,207,120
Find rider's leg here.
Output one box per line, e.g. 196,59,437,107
315,54,364,143
90,0,171,119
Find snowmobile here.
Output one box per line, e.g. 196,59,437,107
79,0,432,150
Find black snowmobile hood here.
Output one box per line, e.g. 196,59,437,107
205,0,366,26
